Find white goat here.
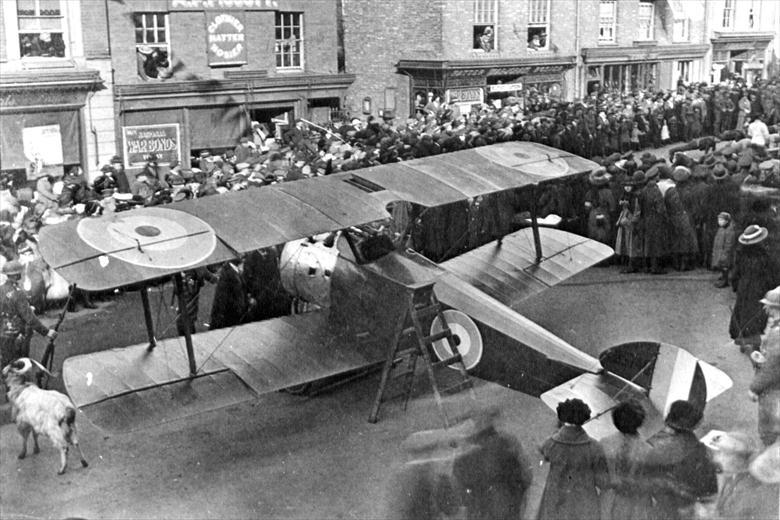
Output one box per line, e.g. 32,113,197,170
2,358,88,475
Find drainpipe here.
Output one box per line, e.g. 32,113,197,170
574,0,582,99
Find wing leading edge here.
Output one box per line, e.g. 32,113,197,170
64,311,389,432
40,142,597,291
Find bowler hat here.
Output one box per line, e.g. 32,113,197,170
672,166,691,183
711,164,729,180
100,164,112,173
588,168,611,186
625,171,646,186
759,285,780,308
110,155,122,164
664,400,702,431
644,164,660,180
738,224,768,245
2,260,23,276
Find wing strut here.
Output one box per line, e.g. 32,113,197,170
530,185,543,263
140,286,157,350
173,273,197,376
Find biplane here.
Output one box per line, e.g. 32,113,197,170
38,142,731,437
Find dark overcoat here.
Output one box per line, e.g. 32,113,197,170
644,429,718,520
209,263,249,330
537,425,608,520
640,181,668,258
729,244,779,341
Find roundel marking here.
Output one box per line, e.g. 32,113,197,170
430,310,483,370
77,207,217,269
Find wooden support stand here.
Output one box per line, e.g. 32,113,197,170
368,281,477,426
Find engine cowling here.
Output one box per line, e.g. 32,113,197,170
279,237,339,308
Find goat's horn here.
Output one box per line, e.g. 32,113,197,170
30,358,53,377
15,358,33,374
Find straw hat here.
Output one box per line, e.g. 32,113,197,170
759,286,780,308
672,166,691,183
738,224,768,246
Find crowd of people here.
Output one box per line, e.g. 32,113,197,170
1,79,780,517
384,395,780,520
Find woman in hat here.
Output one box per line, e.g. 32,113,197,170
663,167,699,271
537,398,608,520
639,164,669,274
584,168,617,248
730,225,780,351
599,399,654,520
615,172,644,273
644,400,718,520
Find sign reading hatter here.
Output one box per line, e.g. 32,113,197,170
205,11,247,66
122,124,180,168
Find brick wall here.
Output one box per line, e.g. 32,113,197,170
108,0,339,85
81,0,110,59
0,4,6,63
342,0,443,119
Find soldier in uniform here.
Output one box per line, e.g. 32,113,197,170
0,261,57,369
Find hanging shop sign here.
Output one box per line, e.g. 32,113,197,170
488,83,523,93
122,123,180,168
206,11,247,66
445,87,484,104
170,0,278,10
487,64,569,77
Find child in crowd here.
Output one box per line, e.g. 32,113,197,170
711,211,736,288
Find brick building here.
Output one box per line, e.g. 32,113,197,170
0,0,115,183
341,0,736,119
580,0,710,94
342,0,582,119
107,0,352,171
705,0,779,84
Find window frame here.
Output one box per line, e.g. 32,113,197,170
473,0,498,52
636,1,655,41
527,0,550,51
722,0,734,28
15,0,69,59
275,11,304,71
672,17,690,42
133,12,171,79
598,0,617,44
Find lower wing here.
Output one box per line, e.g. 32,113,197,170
63,311,388,432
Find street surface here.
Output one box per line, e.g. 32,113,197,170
0,264,756,520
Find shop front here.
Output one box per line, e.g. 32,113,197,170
710,32,774,85
397,57,576,116
115,72,354,171
0,70,103,186
582,44,709,93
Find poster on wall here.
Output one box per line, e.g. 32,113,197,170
122,124,181,168
205,11,247,66
22,124,64,180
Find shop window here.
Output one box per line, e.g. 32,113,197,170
602,62,657,92
598,0,616,44
473,0,497,52
527,0,549,51
722,0,733,28
17,0,66,58
275,12,303,70
134,13,172,81
637,2,654,41
677,60,692,84
673,18,690,42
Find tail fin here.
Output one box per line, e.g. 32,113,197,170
599,341,732,417
540,342,732,439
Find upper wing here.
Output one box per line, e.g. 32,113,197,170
440,227,614,310
39,142,597,291
63,311,389,432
